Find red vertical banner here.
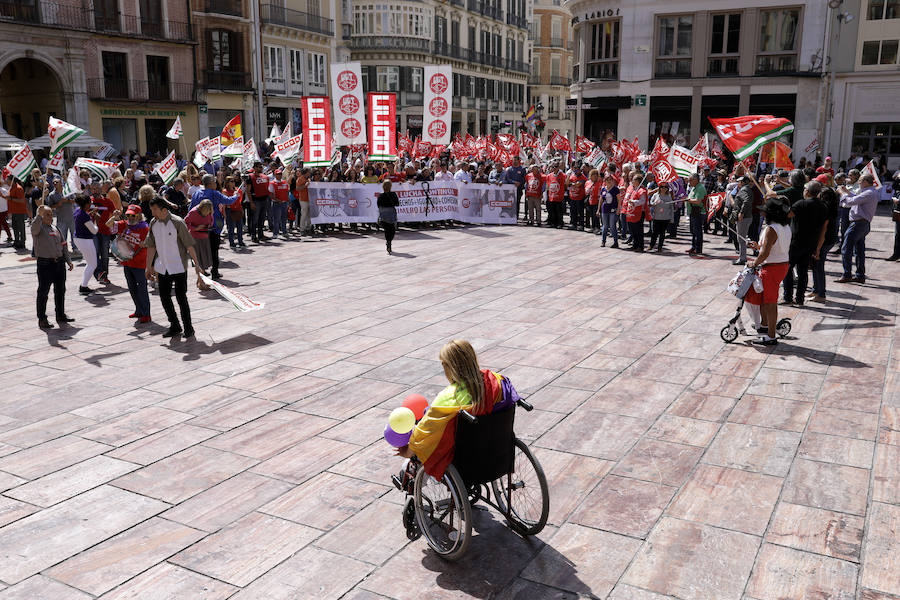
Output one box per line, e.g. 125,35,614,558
367,93,397,161
301,96,332,166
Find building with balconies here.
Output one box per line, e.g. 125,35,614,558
258,0,347,137
530,0,574,140
567,0,828,160
347,0,531,138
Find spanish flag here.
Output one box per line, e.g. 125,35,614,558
219,114,241,149
409,370,518,479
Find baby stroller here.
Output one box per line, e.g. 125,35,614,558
392,398,549,561
720,265,792,343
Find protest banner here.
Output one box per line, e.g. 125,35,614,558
423,65,452,146
331,62,366,146
302,96,332,167
367,93,397,161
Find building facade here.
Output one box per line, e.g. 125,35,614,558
530,0,574,139
567,0,827,160
347,0,531,138
826,0,900,169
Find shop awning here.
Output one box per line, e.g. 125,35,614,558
27,133,108,150
0,127,27,152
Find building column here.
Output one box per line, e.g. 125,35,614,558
690,86,702,143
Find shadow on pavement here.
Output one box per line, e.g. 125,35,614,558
164,332,274,361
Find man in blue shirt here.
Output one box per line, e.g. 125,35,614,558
500,155,526,220
190,174,240,280
835,173,879,283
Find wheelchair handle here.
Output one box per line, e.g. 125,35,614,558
459,410,477,424
517,399,534,411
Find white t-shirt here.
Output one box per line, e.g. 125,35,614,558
151,218,186,275
762,223,791,264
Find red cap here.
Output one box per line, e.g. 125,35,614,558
125,204,142,216
815,174,831,184
275,168,283,175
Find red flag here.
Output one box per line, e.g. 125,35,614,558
367,93,397,161
652,160,678,185
219,114,241,148
650,137,670,166
575,135,595,154
759,141,794,170
301,96,332,166
624,137,642,163
708,115,795,160
550,130,571,152
706,193,726,222
416,140,433,159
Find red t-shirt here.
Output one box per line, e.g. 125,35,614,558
269,179,289,203
546,172,566,203
568,174,587,201
250,174,270,198
381,172,405,183
624,185,648,223
109,220,149,269
90,195,117,235
525,172,544,197
586,179,601,205
7,183,27,215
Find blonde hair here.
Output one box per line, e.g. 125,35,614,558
197,199,213,216
138,184,155,203
439,340,485,413
382,180,392,192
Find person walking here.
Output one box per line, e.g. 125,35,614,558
72,196,99,295
809,178,840,302
105,205,151,323
745,197,792,346
648,181,674,252
585,169,601,234
686,173,707,255
189,174,239,279
144,197,204,338
835,173,879,284
184,199,214,291
32,205,75,329
782,180,827,306
88,182,116,285
378,180,400,254
268,169,290,239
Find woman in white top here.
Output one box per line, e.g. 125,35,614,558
746,196,793,345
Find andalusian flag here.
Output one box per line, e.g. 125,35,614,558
242,138,260,171
219,114,241,149
708,115,795,160
221,136,244,158
48,117,86,156
6,144,38,182
165,116,183,139
63,167,82,197
74,157,120,181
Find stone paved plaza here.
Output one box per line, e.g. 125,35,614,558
0,217,898,599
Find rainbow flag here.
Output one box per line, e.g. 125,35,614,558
409,370,519,479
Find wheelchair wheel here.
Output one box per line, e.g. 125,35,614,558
413,464,472,561
720,324,739,343
491,439,549,536
776,318,792,338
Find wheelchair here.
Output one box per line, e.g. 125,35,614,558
392,398,549,561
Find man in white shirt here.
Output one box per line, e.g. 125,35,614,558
144,197,204,338
454,162,473,184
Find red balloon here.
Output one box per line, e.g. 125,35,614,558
402,394,428,420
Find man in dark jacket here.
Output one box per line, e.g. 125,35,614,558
731,176,754,265
782,180,827,306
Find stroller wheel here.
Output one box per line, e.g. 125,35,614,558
776,318,792,338
720,324,739,343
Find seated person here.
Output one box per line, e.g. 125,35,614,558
396,339,518,479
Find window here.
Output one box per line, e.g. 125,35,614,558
551,54,560,77
862,39,900,65
451,20,459,46
209,29,239,71
376,65,399,91
146,55,170,101
551,16,561,45
587,19,619,80
102,51,128,98
435,16,447,44
265,45,284,84
852,122,900,156
411,67,423,92
709,12,741,75
868,0,900,20
307,0,319,16
757,9,800,74
549,96,559,116
656,15,692,77
289,49,303,83
307,51,326,84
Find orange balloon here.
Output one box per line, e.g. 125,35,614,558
402,394,429,420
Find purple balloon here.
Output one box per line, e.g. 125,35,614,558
384,424,412,447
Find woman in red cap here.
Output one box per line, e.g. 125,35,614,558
105,204,152,323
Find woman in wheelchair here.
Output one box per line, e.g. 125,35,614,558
392,340,549,561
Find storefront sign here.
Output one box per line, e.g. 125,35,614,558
99,109,188,117
407,115,423,128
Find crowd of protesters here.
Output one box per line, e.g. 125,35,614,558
1,138,899,338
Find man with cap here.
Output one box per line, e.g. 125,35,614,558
106,204,152,323
32,205,74,329
835,173,879,283
268,168,290,239
190,174,240,279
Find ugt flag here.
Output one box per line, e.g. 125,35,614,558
6,144,37,182
708,115,794,160
48,117,86,156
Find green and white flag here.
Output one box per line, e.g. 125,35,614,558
74,157,120,181
48,117,86,156
154,150,179,185
6,143,37,182
166,116,183,139
221,136,243,158
63,167,82,197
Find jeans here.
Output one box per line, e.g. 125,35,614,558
841,219,870,279
783,247,812,302
570,199,585,228
36,257,66,320
735,217,752,261
628,221,644,250
250,197,269,240
619,214,628,239
226,211,244,246
94,233,111,278
689,212,704,253
649,219,670,250
123,265,150,317
270,201,288,236
812,241,834,296
600,212,618,245
839,206,851,245
11,213,26,248
157,271,191,330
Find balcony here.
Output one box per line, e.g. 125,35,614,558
347,36,431,52
708,57,739,77
466,0,502,22
265,77,287,95
260,3,334,35
87,78,195,102
203,69,252,90
204,0,243,16
549,76,571,86
433,41,464,60
550,36,563,47
0,1,92,28
528,75,541,84
0,1,190,39
755,54,798,76
506,13,527,28
505,58,529,73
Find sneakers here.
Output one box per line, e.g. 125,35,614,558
38,318,54,329
162,326,182,338
79,286,93,295
183,326,195,338
834,276,853,283
56,315,75,323
752,336,778,346
138,316,151,324
128,312,138,318
733,259,746,265
851,276,866,284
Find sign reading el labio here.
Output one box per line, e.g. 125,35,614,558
571,7,620,25
100,109,188,117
